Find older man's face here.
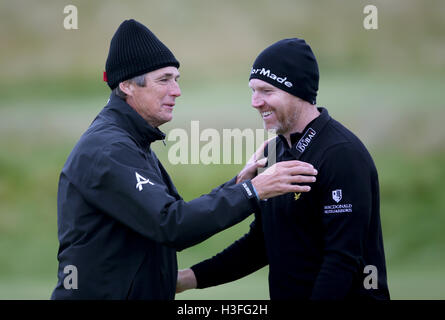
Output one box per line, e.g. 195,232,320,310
126,66,181,127
249,78,302,135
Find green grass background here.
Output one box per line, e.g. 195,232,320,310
0,0,444,299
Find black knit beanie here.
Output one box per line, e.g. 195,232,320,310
105,19,180,90
249,38,319,105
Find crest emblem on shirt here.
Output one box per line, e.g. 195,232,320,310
294,193,301,201
332,189,342,203
135,172,154,191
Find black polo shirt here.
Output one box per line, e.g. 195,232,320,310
191,107,390,300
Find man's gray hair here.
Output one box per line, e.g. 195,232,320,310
113,74,146,99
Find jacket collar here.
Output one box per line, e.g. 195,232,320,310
103,92,166,148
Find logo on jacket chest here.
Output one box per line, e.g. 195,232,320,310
332,189,342,203
324,189,353,214
135,172,154,191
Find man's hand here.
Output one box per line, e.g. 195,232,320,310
176,268,197,294
237,158,267,184
236,138,271,184
251,160,317,200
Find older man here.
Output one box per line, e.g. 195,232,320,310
51,21,317,300
177,38,390,300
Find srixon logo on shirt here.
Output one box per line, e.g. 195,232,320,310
296,128,316,153
251,68,293,88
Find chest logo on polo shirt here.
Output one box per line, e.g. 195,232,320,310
294,192,301,201
324,189,353,214
135,172,154,191
332,189,342,203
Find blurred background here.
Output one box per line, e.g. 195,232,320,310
0,0,444,299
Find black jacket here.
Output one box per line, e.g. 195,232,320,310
191,108,390,300
51,93,259,299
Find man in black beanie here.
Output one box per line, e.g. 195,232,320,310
51,22,318,300
177,38,390,300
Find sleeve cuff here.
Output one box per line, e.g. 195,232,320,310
240,180,259,200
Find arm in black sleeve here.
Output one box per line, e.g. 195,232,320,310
152,150,239,198
191,212,268,289
68,141,260,251
310,144,374,300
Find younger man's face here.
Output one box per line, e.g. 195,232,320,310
249,78,303,135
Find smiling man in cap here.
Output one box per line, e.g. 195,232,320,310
51,21,317,300
177,38,390,300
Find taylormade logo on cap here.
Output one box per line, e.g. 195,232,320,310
251,67,293,88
